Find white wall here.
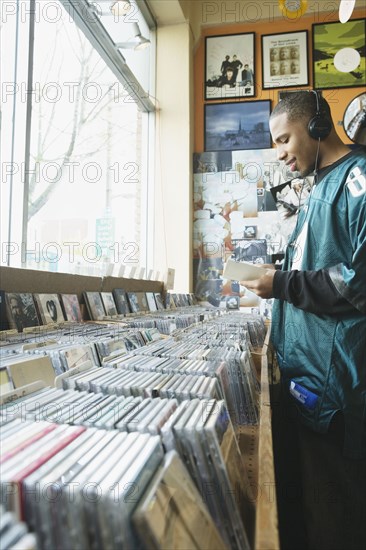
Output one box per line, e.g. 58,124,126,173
153,23,193,292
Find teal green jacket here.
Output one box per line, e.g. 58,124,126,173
271,150,366,459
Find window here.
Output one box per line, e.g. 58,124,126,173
1,0,156,276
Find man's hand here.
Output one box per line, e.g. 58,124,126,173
241,268,276,299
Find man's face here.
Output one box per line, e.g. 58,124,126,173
270,112,318,177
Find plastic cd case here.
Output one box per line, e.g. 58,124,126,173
132,450,228,550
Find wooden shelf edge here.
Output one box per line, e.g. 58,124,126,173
255,352,280,550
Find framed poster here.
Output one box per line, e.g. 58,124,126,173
204,100,272,152
262,31,308,89
312,19,366,90
205,33,255,100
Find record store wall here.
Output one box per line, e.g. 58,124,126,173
192,7,365,309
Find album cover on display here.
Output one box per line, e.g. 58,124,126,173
59,294,82,322
33,293,65,325
126,292,140,313
112,288,130,315
100,292,118,316
83,292,106,321
165,293,177,310
135,292,149,312
145,292,158,312
154,293,165,311
5,293,40,332
0,290,9,331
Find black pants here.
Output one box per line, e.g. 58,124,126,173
272,389,366,550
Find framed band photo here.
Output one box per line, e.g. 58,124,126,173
312,19,366,90
262,30,309,89
205,32,255,100
204,100,272,152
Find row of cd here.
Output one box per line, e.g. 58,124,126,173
173,313,267,349
1,397,253,550
1,311,262,427
95,351,258,427
0,307,223,384
2,385,214,432
0,309,263,360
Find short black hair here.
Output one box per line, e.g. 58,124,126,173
271,91,332,127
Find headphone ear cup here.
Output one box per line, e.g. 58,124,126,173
308,114,332,140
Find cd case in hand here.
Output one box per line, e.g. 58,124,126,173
223,258,267,281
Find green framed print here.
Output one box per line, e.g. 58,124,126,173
312,19,366,90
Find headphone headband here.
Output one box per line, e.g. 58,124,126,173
308,90,332,140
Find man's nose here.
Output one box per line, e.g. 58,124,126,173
277,146,287,161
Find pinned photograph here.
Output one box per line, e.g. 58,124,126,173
243,225,257,239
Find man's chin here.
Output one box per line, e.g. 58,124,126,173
298,166,313,178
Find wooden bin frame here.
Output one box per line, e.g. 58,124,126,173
239,327,280,550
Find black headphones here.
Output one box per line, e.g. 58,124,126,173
308,90,332,140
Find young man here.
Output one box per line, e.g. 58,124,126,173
230,54,243,84
239,64,254,87
242,91,366,550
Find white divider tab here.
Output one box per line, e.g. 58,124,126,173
165,268,175,290
129,266,137,279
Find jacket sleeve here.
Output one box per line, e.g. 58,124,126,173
327,176,366,314
272,269,365,315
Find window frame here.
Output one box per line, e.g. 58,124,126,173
3,0,156,273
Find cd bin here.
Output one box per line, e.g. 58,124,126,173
0,266,280,550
